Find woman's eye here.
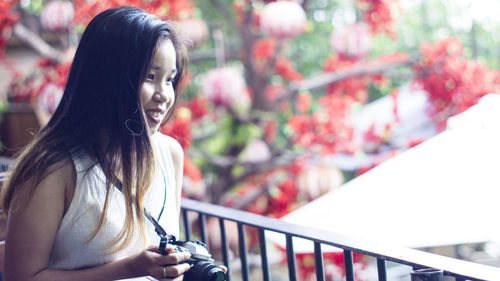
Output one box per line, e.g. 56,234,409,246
166,77,174,84
147,74,155,80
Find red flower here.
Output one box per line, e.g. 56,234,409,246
265,84,285,102
264,120,278,143
413,38,500,123
160,107,193,149
73,0,195,25
390,88,400,123
187,96,208,121
275,57,304,82
183,155,202,181
252,38,276,60
355,0,399,38
323,55,369,103
287,114,318,147
296,91,311,113
0,0,19,56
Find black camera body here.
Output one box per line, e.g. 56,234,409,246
144,209,226,281
160,235,226,281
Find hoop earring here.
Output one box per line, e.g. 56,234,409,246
125,119,145,136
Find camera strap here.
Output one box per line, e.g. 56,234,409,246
114,164,168,222
112,162,172,254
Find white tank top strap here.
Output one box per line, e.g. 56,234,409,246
146,134,179,239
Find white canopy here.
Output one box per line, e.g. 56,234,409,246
270,94,500,252
332,84,437,171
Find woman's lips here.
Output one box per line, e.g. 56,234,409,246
146,109,164,124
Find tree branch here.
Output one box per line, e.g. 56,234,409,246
189,148,233,168
12,23,62,63
263,39,283,77
273,55,418,106
210,0,235,24
301,0,312,11
189,146,301,177
189,48,238,62
233,150,301,184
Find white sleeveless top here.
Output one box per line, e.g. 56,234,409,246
48,133,179,280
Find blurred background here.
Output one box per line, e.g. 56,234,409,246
1,0,500,280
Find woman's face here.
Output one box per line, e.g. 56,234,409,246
140,39,177,134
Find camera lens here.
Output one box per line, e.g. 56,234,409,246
206,268,225,281
184,261,226,281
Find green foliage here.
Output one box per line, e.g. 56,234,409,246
199,115,234,155
233,122,262,146
284,19,334,77
396,0,500,69
20,0,45,14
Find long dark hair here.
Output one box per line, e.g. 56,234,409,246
1,6,188,251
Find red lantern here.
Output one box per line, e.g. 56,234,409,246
41,0,75,31
201,67,248,108
260,1,307,39
175,18,209,48
330,23,373,60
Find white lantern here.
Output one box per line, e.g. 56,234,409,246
175,18,209,48
239,139,272,163
38,83,64,115
330,23,373,60
201,67,248,108
260,1,307,39
297,162,344,199
41,0,75,31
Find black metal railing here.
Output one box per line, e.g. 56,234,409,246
2,168,500,280
181,198,500,281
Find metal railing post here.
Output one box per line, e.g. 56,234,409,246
258,229,271,281
179,198,500,281
344,250,355,281
286,235,297,281
219,217,231,281
411,268,444,281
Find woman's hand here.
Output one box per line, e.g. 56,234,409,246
125,245,192,280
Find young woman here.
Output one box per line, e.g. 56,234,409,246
0,6,195,281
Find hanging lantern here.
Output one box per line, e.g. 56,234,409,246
175,18,209,48
38,83,64,115
239,139,271,163
201,67,248,108
297,162,344,199
260,1,307,39
330,23,373,60
41,0,75,31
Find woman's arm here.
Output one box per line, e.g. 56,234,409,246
164,136,184,214
4,161,190,281
0,240,5,272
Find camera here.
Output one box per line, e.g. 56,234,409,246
144,209,226,281
160,234,226,281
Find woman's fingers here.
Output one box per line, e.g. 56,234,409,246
159,263,191,279
159,251,191,265
147,244,176,254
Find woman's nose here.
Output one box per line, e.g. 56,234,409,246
153,85,169,103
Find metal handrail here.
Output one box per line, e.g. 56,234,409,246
181,198,500,281
1,169,500,280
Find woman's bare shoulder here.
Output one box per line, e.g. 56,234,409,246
9,155,76,215
4,155,76,280
155,133,184,164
